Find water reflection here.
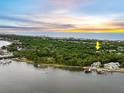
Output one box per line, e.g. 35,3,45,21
33,63,49,69
33,63,83,72
0,61,124,93
32,63,119,75
53,66,83,72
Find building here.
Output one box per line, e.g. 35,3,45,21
0,48,8,55
0,49,4,55
91,62,101,69
117,46,124,52
104,62,120,70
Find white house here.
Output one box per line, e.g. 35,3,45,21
91,62,101,69
104,62,120,70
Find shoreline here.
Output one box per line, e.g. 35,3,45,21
15,58,124,73
14,58,83,68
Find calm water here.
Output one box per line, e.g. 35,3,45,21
0,62,124,93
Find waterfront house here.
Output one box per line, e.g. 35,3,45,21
91,62,101,69
0,48,8,55
0,49,4,55
0,48,13,58
104,62,120,70
117,46,124,52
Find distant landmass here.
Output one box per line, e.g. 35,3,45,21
0,32,124,41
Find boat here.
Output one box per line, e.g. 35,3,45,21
84,68,92,73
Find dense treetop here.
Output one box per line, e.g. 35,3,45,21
0,34,124,67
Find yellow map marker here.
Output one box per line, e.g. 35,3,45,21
96,41,101,50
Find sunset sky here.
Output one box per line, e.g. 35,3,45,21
0,0,124,33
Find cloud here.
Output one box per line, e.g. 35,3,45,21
33,0,91,14
0,14,76,32
0,13,124,33
49,0,87,9
0,14,44,24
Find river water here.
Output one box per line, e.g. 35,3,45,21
0,62,124,93
0,41,124,93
